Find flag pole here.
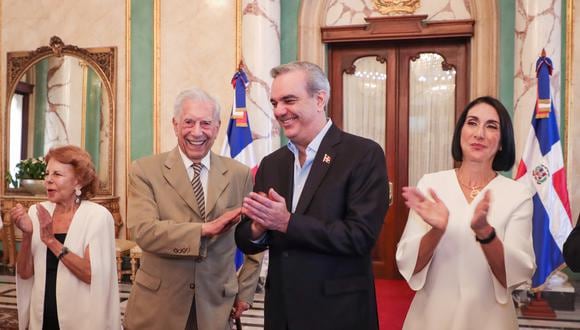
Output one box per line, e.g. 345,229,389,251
233,3,245,329
236,0,243,72
519,47,560,319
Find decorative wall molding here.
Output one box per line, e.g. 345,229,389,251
321,15,474,43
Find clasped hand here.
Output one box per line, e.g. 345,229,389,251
242,188,290,234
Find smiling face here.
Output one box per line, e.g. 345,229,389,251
45,159,80,205
173,99,220,162
459,102,501,165
270,69,327,149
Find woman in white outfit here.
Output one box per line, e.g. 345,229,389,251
396,96,535,330
11,145,120,330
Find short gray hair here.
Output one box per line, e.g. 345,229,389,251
270,61,330,106
173,87,221,121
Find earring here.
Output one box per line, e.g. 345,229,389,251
75,187,82,204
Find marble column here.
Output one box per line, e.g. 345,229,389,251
242,0,281,160
45,56,83,151
513,0,562,164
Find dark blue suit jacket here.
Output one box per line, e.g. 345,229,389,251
235,125,389,330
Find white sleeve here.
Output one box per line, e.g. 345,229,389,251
16,204,40,330
86,209,121,329
491,196,536,304
395,177,434,290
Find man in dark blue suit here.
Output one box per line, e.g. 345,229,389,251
235,61,389,330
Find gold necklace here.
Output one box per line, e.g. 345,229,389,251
457,180,481,199
456,170,496,200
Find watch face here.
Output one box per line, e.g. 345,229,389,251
59,247,69,259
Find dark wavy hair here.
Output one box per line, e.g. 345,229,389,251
451,96,515,171
45,145,98,200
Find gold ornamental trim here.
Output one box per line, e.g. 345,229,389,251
7,36,116,102
373,0,420,15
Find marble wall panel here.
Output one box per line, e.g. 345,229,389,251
325,0,471,26
242,0,280,159
159,0,236,154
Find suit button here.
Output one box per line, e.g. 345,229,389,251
189,283,195,290
282,251,289,257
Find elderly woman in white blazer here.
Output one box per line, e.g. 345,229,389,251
11,145,120,330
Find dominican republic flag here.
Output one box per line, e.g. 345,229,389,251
222,68,258,174
515,53,573,289
221,68,258,269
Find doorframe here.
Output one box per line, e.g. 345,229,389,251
298,0,498,97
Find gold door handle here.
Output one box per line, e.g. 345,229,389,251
389,181,393,206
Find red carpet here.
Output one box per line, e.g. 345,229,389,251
375,279,415,330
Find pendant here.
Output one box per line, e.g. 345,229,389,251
470,188,480,199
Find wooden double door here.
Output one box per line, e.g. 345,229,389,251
327,39,470,279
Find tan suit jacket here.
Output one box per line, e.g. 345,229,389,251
124,148,262,330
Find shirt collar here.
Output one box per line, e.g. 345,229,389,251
177,147,211,171
287,119,333,157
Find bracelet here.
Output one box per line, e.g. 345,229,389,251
475,227,496,244
57,246,70,260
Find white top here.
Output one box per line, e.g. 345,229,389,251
396,170,535,330
16,201,121,330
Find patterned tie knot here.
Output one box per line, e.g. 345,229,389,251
192,163,202,177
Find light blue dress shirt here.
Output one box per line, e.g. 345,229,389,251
287,119,333,212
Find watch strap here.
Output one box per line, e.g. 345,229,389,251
475,227,496,245
57,246,70,260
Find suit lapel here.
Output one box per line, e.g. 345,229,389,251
280,149,295,212
294,125,341,214
206,152,229,218
162,147,201,217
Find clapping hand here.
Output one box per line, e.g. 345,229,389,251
402,187,449,231
243,188,290,233
36,204,55,245
471,190,492,236
10,204,33,234
201,208,242,238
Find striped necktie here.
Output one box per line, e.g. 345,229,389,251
191,163,205,220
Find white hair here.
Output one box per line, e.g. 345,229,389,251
173,87,221,121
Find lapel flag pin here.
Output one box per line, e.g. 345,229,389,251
322,154,331,164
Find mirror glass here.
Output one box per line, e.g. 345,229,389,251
4,37,115,196
7,56,110,189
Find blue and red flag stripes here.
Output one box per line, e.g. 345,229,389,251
222,69,258,175
515,53,573,289
221,68,258,269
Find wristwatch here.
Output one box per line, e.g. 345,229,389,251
475,227,496,244
58,246,70,260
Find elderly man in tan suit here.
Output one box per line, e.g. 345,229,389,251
123,87,262,330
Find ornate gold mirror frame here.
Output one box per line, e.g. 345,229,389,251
2,36,117,196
